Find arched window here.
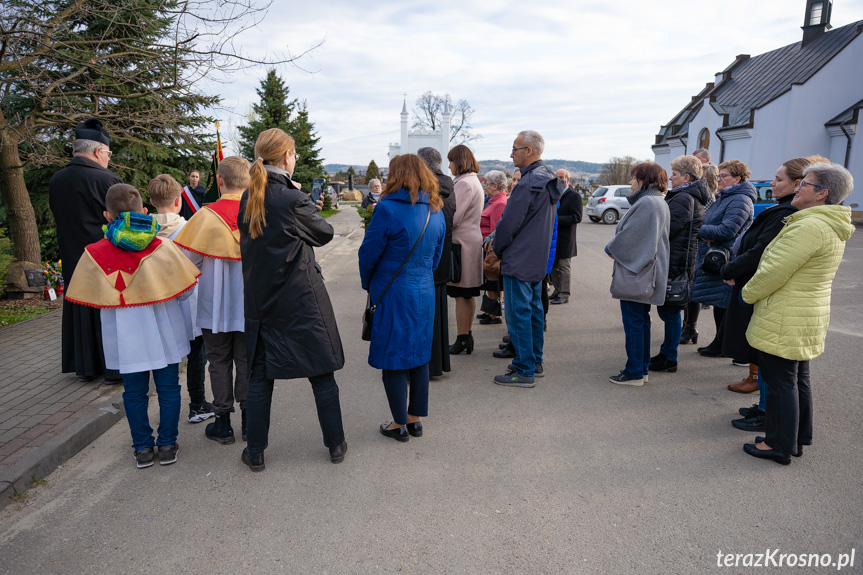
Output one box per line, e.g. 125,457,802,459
698,128,710,150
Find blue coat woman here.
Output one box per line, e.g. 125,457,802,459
358,155,446,441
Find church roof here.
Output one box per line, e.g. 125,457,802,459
655,19,863,147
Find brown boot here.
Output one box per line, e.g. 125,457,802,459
728,364,758,393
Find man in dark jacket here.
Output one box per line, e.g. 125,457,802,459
550,169,583,304
180,169,207,219
49,118,123,382
492,131,563,387
418,147,457,377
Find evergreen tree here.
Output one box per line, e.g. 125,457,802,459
365,160,380,183
290,99,325,189
238,70,296,158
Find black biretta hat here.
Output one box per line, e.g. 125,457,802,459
74,118,110,146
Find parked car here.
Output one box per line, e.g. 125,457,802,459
752,181,775,217
585,185,632,224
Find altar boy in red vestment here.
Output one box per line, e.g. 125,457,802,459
174,156,249,445
65,184,200,469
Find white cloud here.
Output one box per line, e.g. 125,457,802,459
198,0,863,165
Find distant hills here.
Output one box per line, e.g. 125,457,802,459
325,159,603,179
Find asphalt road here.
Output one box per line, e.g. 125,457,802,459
1,221,861,575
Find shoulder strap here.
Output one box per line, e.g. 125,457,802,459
371,206,431,309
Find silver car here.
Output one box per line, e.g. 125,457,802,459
585,185,632,224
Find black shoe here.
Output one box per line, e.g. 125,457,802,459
679,326,699,345
241,407,247,442
493,343,515,358
648,353,678,373
498,343,509,350
743,443,790,465
739,403,761,417
493,370,535,388
476,312,491,320
158,443,179,465
329,440,348,464
205,412,236,445
134,447,155,469
406,421,423,437
756,436,803,457
449,333,473,355
380,423,409,442
732,413,765,431
697,345,724,357
242,448,265,472
609,372,644,386
502,335,510,344
550,296,568,305
479,316,502,325
103,368,123,384
507,363,543,377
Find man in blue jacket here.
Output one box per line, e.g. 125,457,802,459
492,131,563,387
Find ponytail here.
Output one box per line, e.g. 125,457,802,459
242,128,296,239
245,158,268,238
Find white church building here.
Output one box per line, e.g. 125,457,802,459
388,98,452,175
652,0,863,221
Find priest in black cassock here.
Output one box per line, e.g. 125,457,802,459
49,118,123,382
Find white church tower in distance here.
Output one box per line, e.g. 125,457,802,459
389,96,453,175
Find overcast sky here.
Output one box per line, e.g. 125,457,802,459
204,0,863,165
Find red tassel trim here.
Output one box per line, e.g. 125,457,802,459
65,278,200,310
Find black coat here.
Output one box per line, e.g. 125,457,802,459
665,179,710,281
721,195,797,362
48,157,122,283
179,184,206,220
238,171,345,379
555,188,583,259
433,170,457,285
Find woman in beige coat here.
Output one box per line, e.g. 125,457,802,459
446,145,484,355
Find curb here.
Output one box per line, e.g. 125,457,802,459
0,398,125,512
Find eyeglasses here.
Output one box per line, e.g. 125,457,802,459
100,148,113,159
511,146,529,153
796,180,822,191
717,173,732,179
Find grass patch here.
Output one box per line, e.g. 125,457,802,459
320,209,340,219
0,306,51,328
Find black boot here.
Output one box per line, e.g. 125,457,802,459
205,412,235,445
449,333,473,355
241,448,265,472
679,323,699,345
241,407,247,442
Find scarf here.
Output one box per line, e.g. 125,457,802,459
103,212,159,252
627,184,663,205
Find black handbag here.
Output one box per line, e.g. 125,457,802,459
702,245,730,276
362,208,431,341
665,200,695,305
449,243,462,283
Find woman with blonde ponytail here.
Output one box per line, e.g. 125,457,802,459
237,128,347,472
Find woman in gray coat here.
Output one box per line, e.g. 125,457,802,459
605,162,670,386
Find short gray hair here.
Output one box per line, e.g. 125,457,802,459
416,147,442,171
693,148,711,162
803,162,854,205
368,178,381,188
518,130,544,156
484,170,507,190
72,139,102,156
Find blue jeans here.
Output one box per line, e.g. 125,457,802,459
382,364,429,425
656,305,682,362
502,275,543,377
619,300,651,378
121,364,181,450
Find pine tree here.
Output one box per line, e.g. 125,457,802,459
238,70,296,158
365,160,380,183
290,99,325,189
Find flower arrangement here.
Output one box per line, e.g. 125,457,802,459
43,260,64,291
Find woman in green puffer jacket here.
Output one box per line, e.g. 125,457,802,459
740,162,855,465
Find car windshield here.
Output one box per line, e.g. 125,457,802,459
591,187,608,197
